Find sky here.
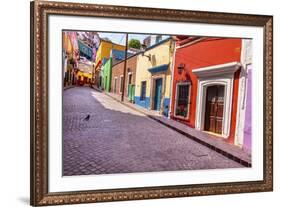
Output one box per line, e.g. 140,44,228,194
98,32,169,45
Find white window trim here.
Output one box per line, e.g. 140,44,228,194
119,75,124,94
193,61,241,138
150,74,165,111
174,82,191,120
127,72,133,96
113,76,118,93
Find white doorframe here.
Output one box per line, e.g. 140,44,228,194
119,75,124,94
127,72,132,96
193,62,241,138
150,74,165,111
113,76,118,93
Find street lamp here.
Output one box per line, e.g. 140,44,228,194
177,63,185,74
142,53,151,61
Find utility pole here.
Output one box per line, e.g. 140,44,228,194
121,33,128,102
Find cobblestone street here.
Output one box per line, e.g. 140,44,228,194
63,87,243,176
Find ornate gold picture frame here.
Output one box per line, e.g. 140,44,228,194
30,0,273,206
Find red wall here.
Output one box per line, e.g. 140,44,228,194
171,38,242,144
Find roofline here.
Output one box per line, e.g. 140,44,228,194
100,38,126,48
143,37,173,52
176,37,206,49
112,37,173,67
112,52,141,67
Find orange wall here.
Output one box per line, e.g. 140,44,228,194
228,69,241,143
171,38,242,143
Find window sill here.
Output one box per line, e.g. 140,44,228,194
173,115,190,122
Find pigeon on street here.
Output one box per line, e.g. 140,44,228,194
84,114,90,121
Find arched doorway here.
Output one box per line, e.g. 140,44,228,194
204,85,225,134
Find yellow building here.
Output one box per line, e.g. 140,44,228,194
63,32,73,55
95,40,126,65
93,39,126,87
135,38,175,117
76,61,93,86
76,71,92,84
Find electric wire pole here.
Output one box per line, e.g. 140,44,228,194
121,33,128,102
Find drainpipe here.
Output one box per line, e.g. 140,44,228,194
168,39,176,119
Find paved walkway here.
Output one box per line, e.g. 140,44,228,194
63,87,243,176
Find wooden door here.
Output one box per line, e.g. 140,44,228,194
154,78,162,111
204,85,225,134
127,74,132,96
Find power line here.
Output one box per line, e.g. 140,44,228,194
118,34,126,45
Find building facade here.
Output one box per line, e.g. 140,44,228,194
234,39,252,153
143,35,164,48
78,40,93,60
111,54,138,101
76,60,93,86
63,31,79,87
101,57,112,92
170,36,252,150
135,38,175,117
93,39,126,88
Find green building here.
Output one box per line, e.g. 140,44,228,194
102,57,112,92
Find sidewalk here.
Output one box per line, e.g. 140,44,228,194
91,85,103,92
98,89,251,167
63,85,75,90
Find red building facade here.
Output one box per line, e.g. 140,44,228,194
170,37,242,144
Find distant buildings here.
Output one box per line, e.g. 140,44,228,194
78,40,93,60
143,35,164,48
76,59,94,86
63,31,97,87
93,39,126,88
62,31,79,86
